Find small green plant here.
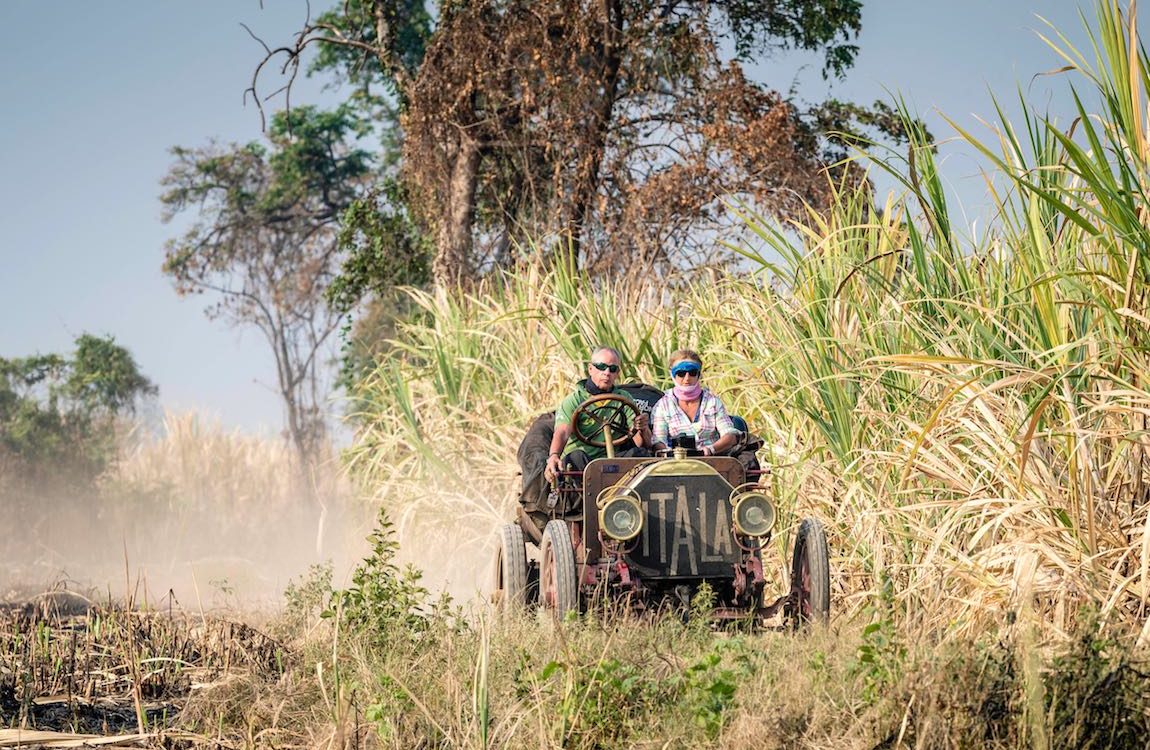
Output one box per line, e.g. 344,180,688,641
850,576,906,705
326,509,430,641
674,639,753,740
284,563,333,614
275,563,334,640
539,656,661,748
687,581,716,636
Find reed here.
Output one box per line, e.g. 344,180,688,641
11,3,1146,747
346,0,1150,648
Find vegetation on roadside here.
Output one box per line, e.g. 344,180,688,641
9,2,1150,748
7,515,1145,749
346,0,1150,646
0,333,155,499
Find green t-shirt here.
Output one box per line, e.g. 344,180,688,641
555,382,638,460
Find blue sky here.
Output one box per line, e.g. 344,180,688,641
0,1,1117,434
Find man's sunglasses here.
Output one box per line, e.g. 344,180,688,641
591,362,620,373
671,365,701,377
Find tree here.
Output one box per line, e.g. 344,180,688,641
256,0,912,291
0,334,156,495
160,105,374,472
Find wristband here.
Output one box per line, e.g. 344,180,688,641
549,452,561,457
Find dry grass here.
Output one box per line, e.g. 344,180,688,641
1,410,372,609
11,3,1150,747
341,0,1150,653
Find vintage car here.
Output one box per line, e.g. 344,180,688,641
492,389,830,626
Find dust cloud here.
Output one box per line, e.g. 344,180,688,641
388,478,519,612
0,487,376,612
393,516,496,610
0,483,511,616
1,415,516,614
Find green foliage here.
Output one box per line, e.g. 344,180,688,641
530,636,753,747
0,334,155,492
162,105,374,278
326,179,430,315
327,508,431,640
265,105,375,209
717,0,862,78
686,581,718,636
674,639,754,738
539,656,663,748
66,334,157,416
275,563,335,640
850,575,906,704
310,0,433,102
363,674,419,744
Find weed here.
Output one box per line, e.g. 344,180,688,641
538,656,663,749
1045,615,1150,749
674,639,753,739
850,575,906,705
327,508,430,642
275,562,334,641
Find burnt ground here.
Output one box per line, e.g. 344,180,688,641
0,691,178,735
0,588,286,737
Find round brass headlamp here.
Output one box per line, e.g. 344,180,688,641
731,490,776,537
599,494,643,541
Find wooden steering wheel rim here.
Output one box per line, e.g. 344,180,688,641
569,393,640,448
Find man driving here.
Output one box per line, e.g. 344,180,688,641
544,346,652,481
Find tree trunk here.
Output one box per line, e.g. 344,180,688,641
562,0,624,266
433,133,481,287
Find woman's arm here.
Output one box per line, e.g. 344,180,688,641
650,397,671,451
703,393,739,456
633,412,652,448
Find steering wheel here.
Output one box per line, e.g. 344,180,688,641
570,394,640,449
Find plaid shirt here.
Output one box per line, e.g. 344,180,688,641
651,388,737,449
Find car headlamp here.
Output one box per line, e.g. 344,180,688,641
599,494,643,541
731,490,776,537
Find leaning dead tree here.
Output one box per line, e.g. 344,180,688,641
252,0,908,288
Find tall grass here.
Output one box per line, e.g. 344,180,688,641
348,0,1150,646
1,410,366,607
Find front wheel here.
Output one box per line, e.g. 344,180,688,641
539,520,578,618
492,523,527,611
788,518,830,627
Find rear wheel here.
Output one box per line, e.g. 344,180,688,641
492,523,527,611
539,520,578,618
789,518,830,627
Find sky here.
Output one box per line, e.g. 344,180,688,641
0,1,1122,436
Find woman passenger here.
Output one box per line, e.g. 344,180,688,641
651,349,739,456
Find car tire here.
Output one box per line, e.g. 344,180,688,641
539,520,578,618
790,518,830,627
492,523,527,611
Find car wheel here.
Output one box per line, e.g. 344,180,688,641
539,520,578,618
492,523,527,611
789,518,830,627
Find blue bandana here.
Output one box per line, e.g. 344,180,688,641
670,362,701,377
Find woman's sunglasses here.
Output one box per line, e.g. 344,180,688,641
671,365,701,377
591,362,620,373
